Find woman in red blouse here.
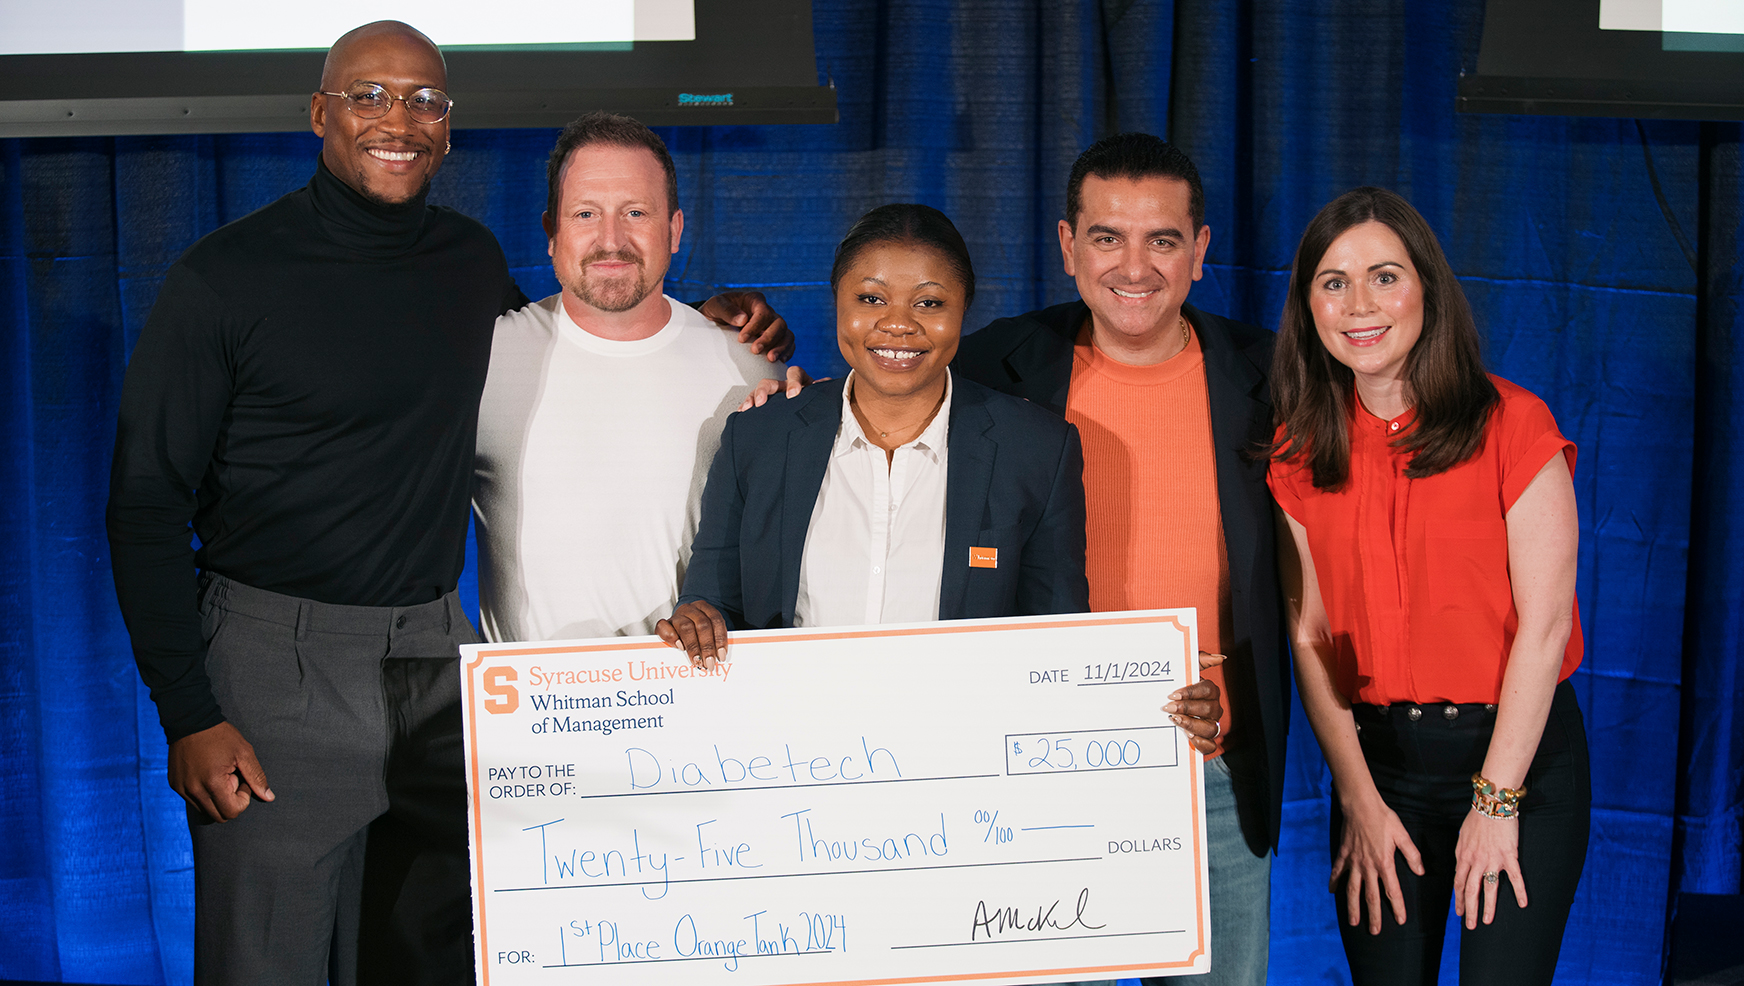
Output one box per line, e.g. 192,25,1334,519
1267,187,1588,985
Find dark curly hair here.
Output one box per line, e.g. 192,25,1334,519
1065,132,1204,231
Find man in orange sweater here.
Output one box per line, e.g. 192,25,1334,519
726,132,1283,983
955,133,1287,986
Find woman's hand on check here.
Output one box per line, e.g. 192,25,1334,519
657,601,731,669
1165,651,1226,755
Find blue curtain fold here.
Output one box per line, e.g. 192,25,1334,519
1677,123,1744,899
0,1,1736,982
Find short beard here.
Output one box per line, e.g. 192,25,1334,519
565,250,657,313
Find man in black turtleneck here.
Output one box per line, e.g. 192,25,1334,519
107,21,496,986
103,20,792,986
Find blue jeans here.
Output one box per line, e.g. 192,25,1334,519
1074,753,1272,986
1195,753,1273,984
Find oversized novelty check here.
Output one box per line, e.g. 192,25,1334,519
458,611,1211,986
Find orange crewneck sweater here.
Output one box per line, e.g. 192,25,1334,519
1065,321,1234,757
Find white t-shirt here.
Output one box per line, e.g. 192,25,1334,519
473,294,784,642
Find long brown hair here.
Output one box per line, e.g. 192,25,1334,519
1269,187,1498,490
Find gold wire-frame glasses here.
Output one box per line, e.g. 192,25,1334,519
319,83,454,124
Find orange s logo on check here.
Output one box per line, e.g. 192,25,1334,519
969,546,999,569
481,666,520,714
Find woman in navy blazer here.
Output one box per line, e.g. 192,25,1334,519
657,204,1091,660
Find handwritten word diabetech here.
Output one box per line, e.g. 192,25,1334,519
628,737,902,791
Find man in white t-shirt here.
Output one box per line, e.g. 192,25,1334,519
474,112,787,642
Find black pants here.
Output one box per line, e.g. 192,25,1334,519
1333,680,1590,986
192,573,477,986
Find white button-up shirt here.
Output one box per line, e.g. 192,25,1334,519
794,371,953,627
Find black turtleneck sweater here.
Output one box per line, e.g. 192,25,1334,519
108,157,527,742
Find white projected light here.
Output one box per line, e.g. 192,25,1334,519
1664,0,1744,33
0,0,695,56
1601,0,1744,33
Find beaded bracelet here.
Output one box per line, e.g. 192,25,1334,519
1471,772,1526,819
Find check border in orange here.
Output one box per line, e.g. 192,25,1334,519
463,612,1206,986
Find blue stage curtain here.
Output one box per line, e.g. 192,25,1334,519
1677,123,1744,899
0,1,1737,983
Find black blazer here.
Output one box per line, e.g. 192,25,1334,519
678,375,1089,628
955,300,1288,853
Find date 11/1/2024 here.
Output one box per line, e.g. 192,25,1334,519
1026,661,1172,685
519,908,849,972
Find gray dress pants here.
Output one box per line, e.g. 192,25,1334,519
192,573,479,986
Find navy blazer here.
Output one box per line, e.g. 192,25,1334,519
678,375,1089,628
955,300,1289,854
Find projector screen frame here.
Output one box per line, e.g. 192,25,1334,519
1458,0,1744,121
0,0,836,136
0,86,838,136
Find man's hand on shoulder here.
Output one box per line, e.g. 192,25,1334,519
739,366,818,411
169,721,274,822
700,290,796,362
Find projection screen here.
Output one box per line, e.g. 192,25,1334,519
0,0,834,136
